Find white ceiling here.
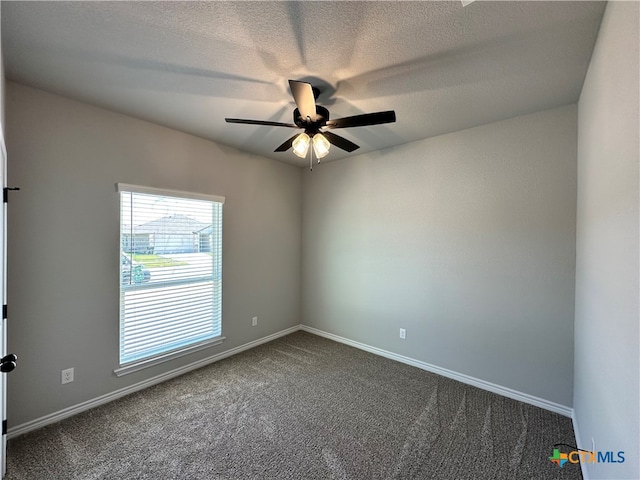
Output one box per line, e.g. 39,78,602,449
2,1,606,167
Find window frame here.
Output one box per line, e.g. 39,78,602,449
114,183,225,376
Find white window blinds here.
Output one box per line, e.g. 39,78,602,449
117,184,224,366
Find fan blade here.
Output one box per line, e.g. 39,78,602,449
274,135,298,152
225,118,298,128
289,80,317,121
325,110,396,129
322,131,360,152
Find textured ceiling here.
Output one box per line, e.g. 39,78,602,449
2,1,606,167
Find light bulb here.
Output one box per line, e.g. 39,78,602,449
292,133,310,158
312,133,330,159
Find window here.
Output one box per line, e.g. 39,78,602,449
116,184,224,372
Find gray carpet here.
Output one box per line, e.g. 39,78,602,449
6,331,582,479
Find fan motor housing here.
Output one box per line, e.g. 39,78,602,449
293,106,330,129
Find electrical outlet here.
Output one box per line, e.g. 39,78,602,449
399,328,406,339
61,368,74,384
252,316,258,327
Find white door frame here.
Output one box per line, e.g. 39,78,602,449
0,125,8,478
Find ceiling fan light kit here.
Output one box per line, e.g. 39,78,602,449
225,79,396,170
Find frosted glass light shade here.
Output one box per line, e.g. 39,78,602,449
312,133,330,159
292,133,310,158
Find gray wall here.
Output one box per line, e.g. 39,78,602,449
302,105,577,407
574,2,639,479
5,82,302,427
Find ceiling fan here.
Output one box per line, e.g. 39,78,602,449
225,80,396,169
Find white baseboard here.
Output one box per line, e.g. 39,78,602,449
7,326,300,439
572,410,590,480
9,324,575,439
300,325,574,418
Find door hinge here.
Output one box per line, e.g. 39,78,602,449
2,304,6,320
3,187,20,203
2,420,6,435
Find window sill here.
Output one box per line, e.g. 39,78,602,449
114,337,226,377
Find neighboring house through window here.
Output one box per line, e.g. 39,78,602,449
116,183,224,374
